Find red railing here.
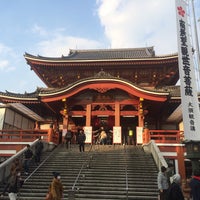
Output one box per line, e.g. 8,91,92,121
143,129,184,144
0,129,60,144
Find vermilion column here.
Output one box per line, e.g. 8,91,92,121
86,104,91,126
176,145,186,180
63,115,69,129
115,102,120,126
138,98,144,127
62,115,69,142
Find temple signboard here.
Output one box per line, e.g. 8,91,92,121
113,126,122,144
175,0,200,140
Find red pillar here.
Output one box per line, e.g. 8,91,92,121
115,102,120,126
86,104,91,126
176,145,186,180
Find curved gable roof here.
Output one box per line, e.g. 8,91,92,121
0,71,169,103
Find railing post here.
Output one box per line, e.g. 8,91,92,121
176,145,186,179
47,127,53,143
68,190,75,200
143,128,149,144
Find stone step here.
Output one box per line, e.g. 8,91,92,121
1,145,159,200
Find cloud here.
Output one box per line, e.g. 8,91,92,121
28,0,200,58
0,60,8,70
36,35,104,57
0,43,12,54
0,43,16,72
31,24,48,36
97,0,178,55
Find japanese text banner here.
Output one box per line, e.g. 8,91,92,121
175,0,200,140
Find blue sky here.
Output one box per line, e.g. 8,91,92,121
0,0,200,93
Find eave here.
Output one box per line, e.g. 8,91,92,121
38,77,169,103
24,53,178,65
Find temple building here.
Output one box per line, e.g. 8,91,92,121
0,47,182,142
1,47,193,177
0,47,182,137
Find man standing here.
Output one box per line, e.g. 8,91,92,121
64,129,72,149
35,137,44,165
189,169,200,200
23,144,33,175
157,166,169,200
77,129,86,152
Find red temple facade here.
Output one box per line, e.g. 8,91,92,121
0,47,194,180
0,47,181,132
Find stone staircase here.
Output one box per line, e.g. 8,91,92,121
0,144,159,199
72,145,158,199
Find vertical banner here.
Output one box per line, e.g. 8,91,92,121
136,126,143,144
175,0,200,140
84,126,92,143
113,126,122,144
0,108,5,130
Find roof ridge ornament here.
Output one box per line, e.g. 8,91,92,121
94,69,114,78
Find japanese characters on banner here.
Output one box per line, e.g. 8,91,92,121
83,126,92,143
113,126,122,144
175,0,200,140
136,126,143,144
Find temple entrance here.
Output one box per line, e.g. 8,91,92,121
67,109,139,145
71,116,86,127
92,116,114,144
121,116,138,145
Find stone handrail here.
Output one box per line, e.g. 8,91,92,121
0,139,51,184
143,140,168,170
0,140,36,183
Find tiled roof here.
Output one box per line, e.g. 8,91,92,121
0,90,39,98
25,47,178,61
67,47,155,60
155,86,181,97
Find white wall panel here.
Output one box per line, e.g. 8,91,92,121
4,109,14,125
14,113,22,128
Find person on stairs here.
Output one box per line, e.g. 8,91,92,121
77,129,86,152
35,136,44,165
23,144,33,175
157,166,169,200
64,129,73,149
10,158,23,176
1,168,24,200
47,172,63,200
166,173,184,200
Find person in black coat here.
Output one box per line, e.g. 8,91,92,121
1,169,24,200
77,129,86,152
189,169,200,200
23,144,33,175
35,137,44,165
166,173,184,200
